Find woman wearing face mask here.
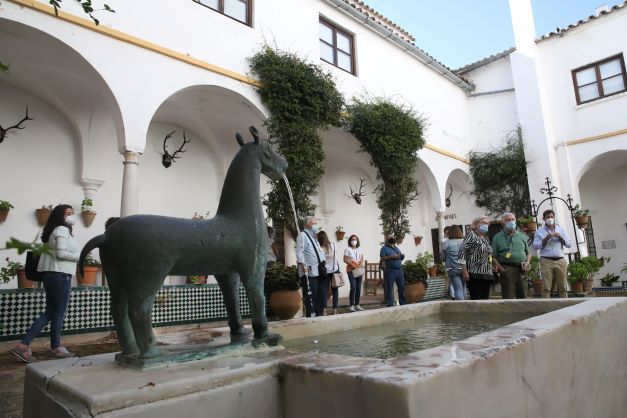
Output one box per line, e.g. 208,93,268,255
343,234,365,312
9,204,81,362
458,216,495,300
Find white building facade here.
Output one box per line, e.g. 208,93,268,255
1,0,625,290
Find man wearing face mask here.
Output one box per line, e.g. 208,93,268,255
296,216,326,317
533,209,571,298
492,212,531,299
380,236,406,307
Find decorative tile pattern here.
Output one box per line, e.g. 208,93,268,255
0,285,250,341
423,277,447,301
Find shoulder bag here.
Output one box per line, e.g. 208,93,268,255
331,243,345,287
25,251,44,282
304,231,328,279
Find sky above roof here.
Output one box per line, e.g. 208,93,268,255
363,0,625,69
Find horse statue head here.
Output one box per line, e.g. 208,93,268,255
236,126,287,180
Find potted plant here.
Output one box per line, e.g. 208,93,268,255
265,263,300,319
0,200,14,223
35,205,53,226
192,211,210,220
517,215,537,234
415,252,435,277
413,235,423,246
77,253,101,286
527,255,542,296
402,259,429,303
186,275,208,285
621,263,627,290
572,205,590,229
599,273,620,287
1,257,36,289
580,255,603,291
335,226,345,241
80,198,97,227
567,260,588,294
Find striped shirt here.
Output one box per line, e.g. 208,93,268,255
458,231,493,275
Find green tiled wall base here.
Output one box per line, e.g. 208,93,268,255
0,285,250,342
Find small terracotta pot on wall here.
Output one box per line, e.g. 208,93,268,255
17,268,38,289
404,282,426,303
0,209,9,223
76,266,99,286
269,290,301,320
575,215,589,230
35,208,52,226
414,235,423,246
335,230,346,241
428,266,438,277
81,211,97,227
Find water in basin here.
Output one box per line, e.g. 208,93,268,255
282,312,533,359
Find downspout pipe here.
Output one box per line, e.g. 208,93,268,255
325,0,475,92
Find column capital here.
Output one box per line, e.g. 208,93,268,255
80,178,105,200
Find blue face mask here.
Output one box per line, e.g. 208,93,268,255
505,221,516,230
478,224,489,234
311,224,320,233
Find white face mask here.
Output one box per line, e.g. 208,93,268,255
350,240,358,247
65,215,77,225
545,218,555,226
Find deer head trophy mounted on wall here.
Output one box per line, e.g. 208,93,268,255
445,184,453,207
0,107,33,144
350,178,366,205
162,130,191,168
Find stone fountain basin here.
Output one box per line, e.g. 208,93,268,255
24,298,627,418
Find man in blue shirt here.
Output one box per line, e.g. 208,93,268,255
380,237,406,307
296,216,325,317
533,209,571,298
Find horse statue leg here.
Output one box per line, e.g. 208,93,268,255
215,273,248,341
127,290,160,358
240,266,270,340
108,280,139,356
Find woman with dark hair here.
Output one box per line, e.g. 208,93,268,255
317,230,340,315
343,234,365,312
9,204,80,362
442,225,465,300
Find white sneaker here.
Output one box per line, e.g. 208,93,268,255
333,309,338,315
349,305,355,312
355,305,364,311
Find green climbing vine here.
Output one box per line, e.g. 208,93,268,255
249,46,344,237
468,126,531,217
344,97,427,240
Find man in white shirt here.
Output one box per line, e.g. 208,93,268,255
296,216,325,317
533,209,572,298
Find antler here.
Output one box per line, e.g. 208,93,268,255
445,184,453,207
162,131,190,168
170,131,190,161
350,178,367,204
0,107,34,144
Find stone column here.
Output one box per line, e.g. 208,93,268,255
436,210,445,241
120,151,140,217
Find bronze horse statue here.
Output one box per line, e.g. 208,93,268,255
79,127,288,359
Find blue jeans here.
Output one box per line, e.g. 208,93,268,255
448,269,466,300
348,272,362,306
22,272,72,348
316,274,331,316
384,268,406,307
300,275,318,317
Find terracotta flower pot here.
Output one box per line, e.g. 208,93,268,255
414,235,423,246
396,236,404,245
0,209,9,223
532,280,543,296
571,281,585,294
269,290,301,320
17,268,37,289
76,266,99,286
575,215,589,230
335,230,346,241
584,279,593,292
428,266,438,277
526,221,537,233
404,282,426,303
81,211,97,227
35,208,52,226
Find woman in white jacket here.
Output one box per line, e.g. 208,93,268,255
10,204,80,362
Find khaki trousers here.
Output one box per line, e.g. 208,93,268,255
540,257,568,298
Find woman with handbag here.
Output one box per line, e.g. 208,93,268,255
343,234,365,312
317,231,343,315
9,204,80,362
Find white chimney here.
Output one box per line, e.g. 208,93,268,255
595,4,611,16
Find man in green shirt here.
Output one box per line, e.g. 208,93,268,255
492,212,531,299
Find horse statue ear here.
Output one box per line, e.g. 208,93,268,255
236,132,245,147
249,126,260,144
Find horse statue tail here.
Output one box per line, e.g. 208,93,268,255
78,235,105,277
